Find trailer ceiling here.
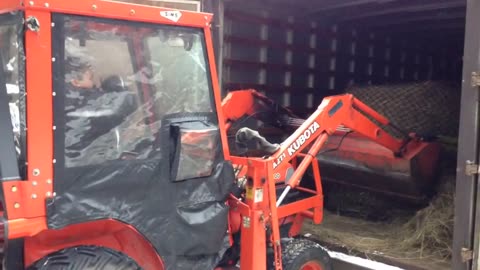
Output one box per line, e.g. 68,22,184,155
226,0,466,33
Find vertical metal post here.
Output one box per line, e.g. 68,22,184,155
452,1,480,269
202,0,224,95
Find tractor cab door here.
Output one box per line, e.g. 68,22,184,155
48,14,234,270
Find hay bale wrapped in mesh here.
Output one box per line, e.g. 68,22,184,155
344,80,461,139
323,81,461,219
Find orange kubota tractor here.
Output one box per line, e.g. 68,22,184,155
0,1,440,270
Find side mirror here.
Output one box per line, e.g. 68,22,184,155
101,75,127,92
167,37,184,47
165,35,194,51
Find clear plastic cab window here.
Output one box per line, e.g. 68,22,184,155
55,15,215,168
0,12,26,179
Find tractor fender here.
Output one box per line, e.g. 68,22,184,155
24,219,164,269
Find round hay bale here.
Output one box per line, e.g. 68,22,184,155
345,81,461,138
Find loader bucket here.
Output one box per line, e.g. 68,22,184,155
315,131,441,206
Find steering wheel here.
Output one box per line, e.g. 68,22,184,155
101,74,127,92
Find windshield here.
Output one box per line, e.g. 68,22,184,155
54,15,215,168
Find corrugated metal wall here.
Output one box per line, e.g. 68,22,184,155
222,4,463,115
222,8,325,112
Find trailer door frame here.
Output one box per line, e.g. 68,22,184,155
453,0,480,269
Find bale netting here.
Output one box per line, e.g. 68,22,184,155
345,80,461,139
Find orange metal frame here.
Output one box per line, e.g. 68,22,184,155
222,89,436,270
227,154,324,270
0,0,21,13
0,0,231,269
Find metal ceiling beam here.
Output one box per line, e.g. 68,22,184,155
369,17,465,31
336,0,466,21
371,22,465,35
224,0,307,17
340,9,465,28
308,0,396,12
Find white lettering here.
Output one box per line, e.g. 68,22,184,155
160,10,183,22
304,129,311,139
272,153,286,169
287,122,320,156
300,135,306,145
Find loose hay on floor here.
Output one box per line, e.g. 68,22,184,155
304,172,455,264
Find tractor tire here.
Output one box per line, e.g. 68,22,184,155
27,246,142,270
270,238,332,270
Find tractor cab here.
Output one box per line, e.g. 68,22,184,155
0,2,234,269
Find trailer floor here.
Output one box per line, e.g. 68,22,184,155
332,259,376,270
302,211,451,270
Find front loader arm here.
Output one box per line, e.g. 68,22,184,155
267,93,422,206
223,90,424,202
221,89,298,131
223,89,413,159
272,94,408,163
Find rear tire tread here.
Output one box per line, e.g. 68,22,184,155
28,245,142,270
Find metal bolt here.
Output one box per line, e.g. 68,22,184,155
29,1,34,5
14,203,20,208
31,194,37,199
53,192,57,197
32,181,38,186
53,126,56,130
32,169,40,176
44,3,49,7
11,186,17,192
52,57,56,62
51,22,55,27
53,159,56,164
46,191,51,197
47,179,52,184
52,92,56,96
130,9,135,15
92,4,97,10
